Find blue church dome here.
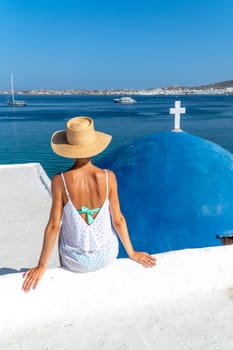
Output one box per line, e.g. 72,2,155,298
100,131,233,257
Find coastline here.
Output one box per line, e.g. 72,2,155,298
2,86,233,96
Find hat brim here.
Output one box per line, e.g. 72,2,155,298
51,130,112,158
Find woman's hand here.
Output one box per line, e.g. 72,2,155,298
22,266,46,293
129,251,156,268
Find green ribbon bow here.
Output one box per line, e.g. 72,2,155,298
78,206,100,224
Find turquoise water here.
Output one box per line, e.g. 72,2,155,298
1,94,233,178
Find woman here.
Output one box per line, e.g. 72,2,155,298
22,116,156,292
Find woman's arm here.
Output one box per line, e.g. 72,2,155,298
108,171,156,268
22,175,63,292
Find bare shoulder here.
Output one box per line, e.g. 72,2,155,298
93,167,117,186
93,166,113,178
52,173,62,183
51,173,63,190
106,169,116,181
106,169,118,190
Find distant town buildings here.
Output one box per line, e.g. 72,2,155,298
1,85,233,96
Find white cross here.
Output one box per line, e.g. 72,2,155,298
169,101,186,132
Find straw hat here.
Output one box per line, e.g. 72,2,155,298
51,116,112,158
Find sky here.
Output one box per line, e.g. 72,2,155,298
0,0,233,90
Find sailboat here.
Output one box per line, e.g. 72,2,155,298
5,73,27,106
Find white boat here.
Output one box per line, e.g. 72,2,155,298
113,96,137,104
5,74,27,106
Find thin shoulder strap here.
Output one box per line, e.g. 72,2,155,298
104,169,109,198
61,172,70,200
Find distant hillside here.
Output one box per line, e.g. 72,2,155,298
164,79,233,91
195,79,233,89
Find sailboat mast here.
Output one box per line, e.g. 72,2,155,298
10,73,15,102
5,73,26,106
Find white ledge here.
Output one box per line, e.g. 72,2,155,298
1,164,233,349
0,163,59,274
1,245,233,349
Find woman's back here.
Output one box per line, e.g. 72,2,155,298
59,163,119,272
62,163,108,224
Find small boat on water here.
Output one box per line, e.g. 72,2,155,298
113,96,137,104
5,73,27,106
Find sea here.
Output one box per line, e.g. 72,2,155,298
1,94,233,178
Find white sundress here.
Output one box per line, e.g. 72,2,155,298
59,170,119,272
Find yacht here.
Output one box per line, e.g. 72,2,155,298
113,96,137,104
